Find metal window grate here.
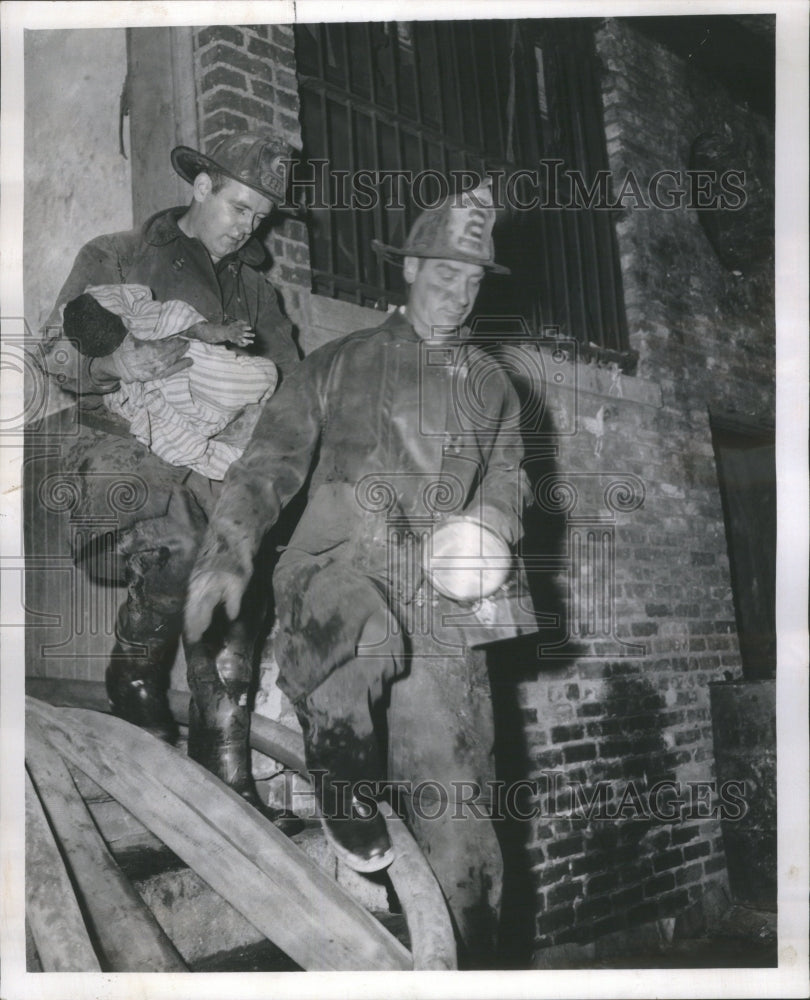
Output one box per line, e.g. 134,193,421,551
294,18,630,356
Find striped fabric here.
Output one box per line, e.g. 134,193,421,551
85,284,277,480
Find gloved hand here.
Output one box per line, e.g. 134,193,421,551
185,560,248,643
102,334,193,383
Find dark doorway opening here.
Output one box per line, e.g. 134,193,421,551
710,414,776,680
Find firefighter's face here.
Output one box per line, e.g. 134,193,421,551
189,174,274,262
403,257,484,338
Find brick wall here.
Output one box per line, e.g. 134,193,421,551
505,18,774,960
191,23,312,346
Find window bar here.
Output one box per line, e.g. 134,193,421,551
525,38,552,338
364,22,389,299
388,21,402,117
466,22,486,159
409,20,425,130
581,53,626,350
388,25,409,236
342,20,355,96
340,24,364,303
369,110,389,301
365,22,378,108
546,52,574,341
572,140,607,344
432,20,451,182
551,43,580,342
534,214,553,337
395,120,408,232
555,203,575,341
407,23,430,187
430,22,448,137
446,24,466,147
569,50,611,345
487,21,507,158
582,209,611,347
319,87,337,296
565,190,589,342
572,30,616,348
316,22,327,86
346,110,364,304
311,24,337,289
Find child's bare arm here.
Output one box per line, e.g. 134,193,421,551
184,320,255,347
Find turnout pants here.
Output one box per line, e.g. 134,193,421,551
273,555,503,964
64,419,265,789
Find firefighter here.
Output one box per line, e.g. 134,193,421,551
186,181,536,962
41,133,301,831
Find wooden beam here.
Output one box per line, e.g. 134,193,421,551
26,677,459,968
26,715,187,971
25,770,101,971
26,697,412,971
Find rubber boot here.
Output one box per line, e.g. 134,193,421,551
299,706,393,873
106,609,179,744
184,624,303,836
296,653,396,874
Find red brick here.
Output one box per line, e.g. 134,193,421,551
652,848,684,873
586,870,622,896
250,79,277,104
683,840,711,861
196,25,245,49
227,93,278,124
574,896,613,924
536,908,574,937
675,862,703,886
275,88,299,113
546,836,585,861
563,742,597,764
551,724,585,743
202,110,249,136
201,67,247,94
671,824,700,846
644,871,676,897
276,68,298,90
548,881,582,906
703,855,726,875
200,42,266,79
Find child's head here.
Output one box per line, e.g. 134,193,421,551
62,292,127,357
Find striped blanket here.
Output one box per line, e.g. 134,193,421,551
84,284,277,480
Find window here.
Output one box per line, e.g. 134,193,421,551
294,18,631,360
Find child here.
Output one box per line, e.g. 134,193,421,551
61,284,278,480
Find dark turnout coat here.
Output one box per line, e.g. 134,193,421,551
203,308,538,702
41,208,300,619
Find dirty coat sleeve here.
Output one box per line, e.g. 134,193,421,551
194,357,326,580
467,371,530,546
